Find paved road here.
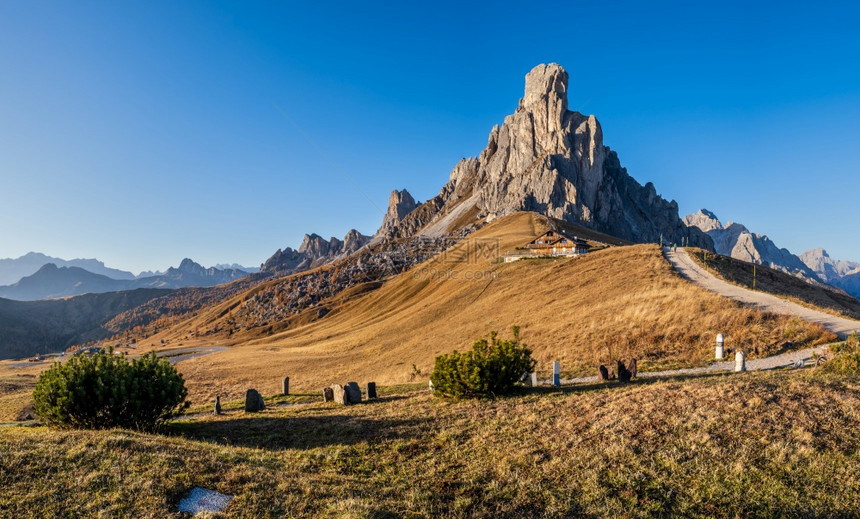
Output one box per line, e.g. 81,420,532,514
666,247,860,340
557,344,828,385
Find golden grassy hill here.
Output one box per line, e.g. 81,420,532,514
133,212,835,403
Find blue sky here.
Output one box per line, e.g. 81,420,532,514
1,1,858,273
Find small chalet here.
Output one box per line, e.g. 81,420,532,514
503,229,590,262
526,230,590,255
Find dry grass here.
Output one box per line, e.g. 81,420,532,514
687,247,860,320
70,213,834,405
2,370,860,517
0,373,37,421
0,213,837,415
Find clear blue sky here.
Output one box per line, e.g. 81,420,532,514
1,1,858,274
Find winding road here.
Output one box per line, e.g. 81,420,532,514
666,247,860,339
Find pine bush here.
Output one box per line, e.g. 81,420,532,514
430,326,535,398
33,348,189,431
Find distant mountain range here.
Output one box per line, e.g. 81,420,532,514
799,248,860,298
684,209,860,299
0,258,250,301
0,252,136,285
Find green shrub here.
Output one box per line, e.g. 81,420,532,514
818,332,860,375
33,348,189,431
430,326,536,399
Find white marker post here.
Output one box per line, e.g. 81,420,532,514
734,351,746,372
715,334,725,360
552,361,560,387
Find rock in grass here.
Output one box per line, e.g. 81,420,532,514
627,358,638,378
178,487,233,515
598,365,610,381
244,389,265,412
332,384,348,405
323,387,334,402
617,360,632,383
345,382,362,404
366,382,377,399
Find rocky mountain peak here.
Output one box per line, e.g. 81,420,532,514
683,209,724,233
376,63,712,248
177,258,199,271
376,189,418,237
519,63,569,139
262,229,371,276
342,229,371,254
298,234,329,256
801,248,860,284
684,210,815,279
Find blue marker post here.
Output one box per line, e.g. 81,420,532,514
553,361,560,387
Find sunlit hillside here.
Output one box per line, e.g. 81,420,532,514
129,212,835,402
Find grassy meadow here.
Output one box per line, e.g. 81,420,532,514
2,370,860,518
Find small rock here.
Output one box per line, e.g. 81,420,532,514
323,387,334,402
16,403,36,421
617,360,632,383
178,487,233,515
626,358,638,378
597,365,609,381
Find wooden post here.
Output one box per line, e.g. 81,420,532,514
282,376,289,396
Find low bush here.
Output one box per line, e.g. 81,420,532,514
430,326,535,399
33,349,189,431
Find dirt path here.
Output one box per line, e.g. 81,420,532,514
666,247,860,339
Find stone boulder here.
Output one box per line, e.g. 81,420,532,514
345,382,362,404
617,361,632,383
597,365,610,381
331,384,348,405
244,389,265,412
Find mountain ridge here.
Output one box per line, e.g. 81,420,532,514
0,252,136,286
0,259,250,301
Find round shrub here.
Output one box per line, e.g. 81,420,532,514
33,349,189,431
430,326,536,399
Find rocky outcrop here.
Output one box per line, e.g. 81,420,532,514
377,63,712,249
261,229,371,276
683,209,817,279
376,189,418,238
